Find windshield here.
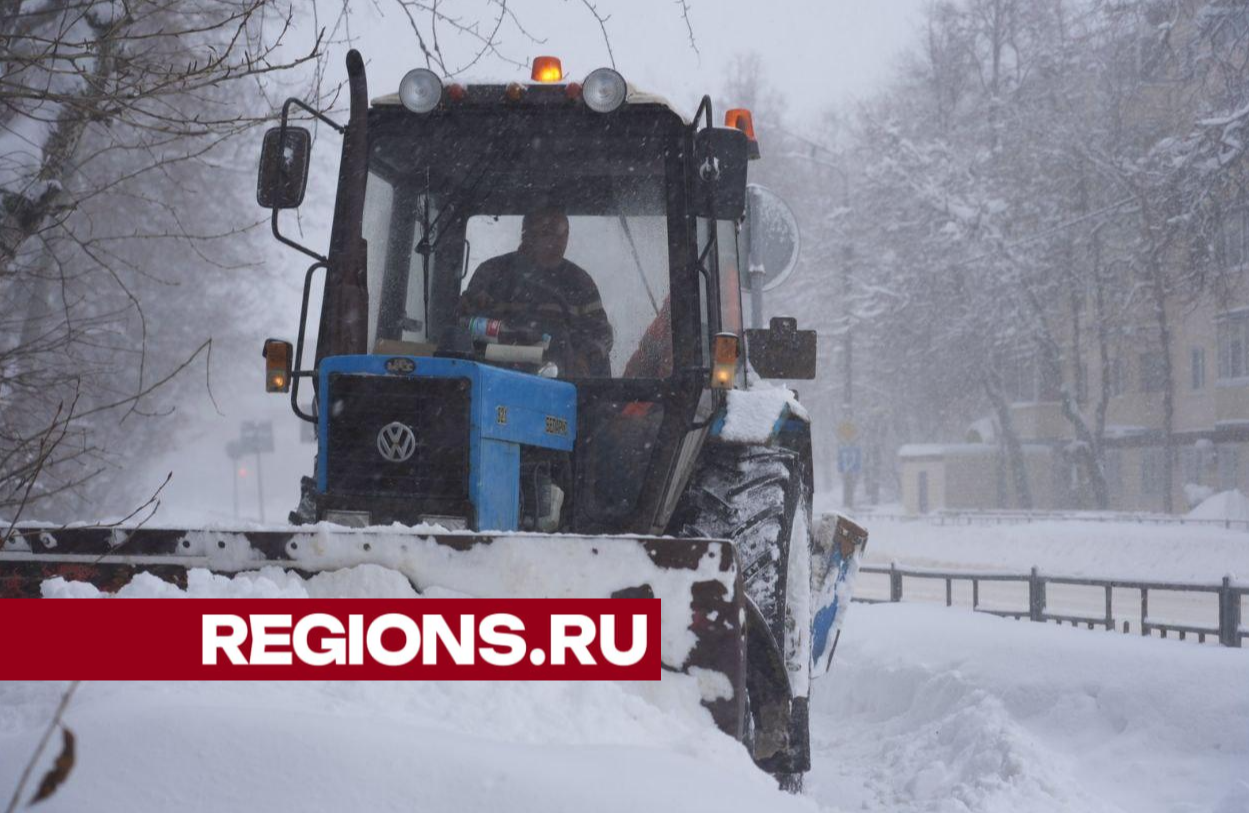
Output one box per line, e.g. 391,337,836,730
362,108,677,379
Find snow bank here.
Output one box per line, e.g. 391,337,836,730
1189,489,1249,522
0,680,809,813
809,603,1249,813
859,518,1249,583
4,566,809,813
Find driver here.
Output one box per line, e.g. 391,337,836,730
459,207,613,377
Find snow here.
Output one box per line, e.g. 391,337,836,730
1186,482,1217,509
1189,490,1249,523
0,679,808,813
720,386,808,444
10,580,1245,812
273,527,735,670
6,565,811,813
897,443,951,458
15,525,739,673
41,563,418,600
857,517,1248,584
808,603,1249,813
897,443,1050,459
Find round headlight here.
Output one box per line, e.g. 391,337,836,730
398,68,443,114
582,67,626,113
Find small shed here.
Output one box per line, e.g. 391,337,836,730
898,443,1058,514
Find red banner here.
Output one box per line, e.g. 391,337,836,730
0,599,661,680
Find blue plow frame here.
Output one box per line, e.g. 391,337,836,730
810,514,868,677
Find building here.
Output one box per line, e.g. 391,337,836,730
899,1,1249,515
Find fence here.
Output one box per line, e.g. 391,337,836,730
845,508,1249,532
855,563,1247,647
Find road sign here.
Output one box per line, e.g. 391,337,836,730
240,420,274,455
837,445,862,476
836,421,858,443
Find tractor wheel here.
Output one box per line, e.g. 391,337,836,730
289,475,317,525
669,434,815,786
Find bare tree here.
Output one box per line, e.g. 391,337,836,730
1,0,699,522
0,1,340,520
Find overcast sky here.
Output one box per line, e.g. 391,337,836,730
330,0,928,131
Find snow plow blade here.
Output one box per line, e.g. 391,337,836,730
809,513,868,679
0,525,746,730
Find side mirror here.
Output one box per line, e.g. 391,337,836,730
691,128,749,219
257,126,311,209
743,185,801,293
746,317,816,380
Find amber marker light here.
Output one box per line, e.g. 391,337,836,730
263,338,293,393
725,108,757,141
711,333,740,389
532,56,564,83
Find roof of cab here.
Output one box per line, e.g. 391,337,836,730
370,83,690,125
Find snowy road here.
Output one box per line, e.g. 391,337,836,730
808,603,1249,813
3,557,1246,813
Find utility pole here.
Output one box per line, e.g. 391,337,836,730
226,439,242,519
841,239,856,509
255,446,266,524
228,421,274,523
839,161,857,510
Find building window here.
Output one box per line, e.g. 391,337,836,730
1218,313,1249,379
1141,447,1166,497
1191,347,1206,390
1139,351,1167,393
1181,446,1212,485
1109,357,1126,397
1181,448,1197,484
1002,355,1038,403
1220,209,1249,269
1218,445,1240,492
1104,448,1123,493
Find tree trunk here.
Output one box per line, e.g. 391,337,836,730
1089,227,1114,509
0,5,120,278
1147,261,1176,513
983,368,1033,509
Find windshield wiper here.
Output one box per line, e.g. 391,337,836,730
418,124,517,256
618,213,661,317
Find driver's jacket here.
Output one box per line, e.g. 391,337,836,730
459,251,614,377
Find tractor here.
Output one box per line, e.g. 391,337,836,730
0,50,867,790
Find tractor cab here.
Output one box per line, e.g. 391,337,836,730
257,52,807,536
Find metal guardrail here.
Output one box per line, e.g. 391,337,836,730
855,563,1247,647
845,508,1249,532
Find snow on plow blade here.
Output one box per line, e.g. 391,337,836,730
0,525,746,731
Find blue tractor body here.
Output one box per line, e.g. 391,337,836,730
317,355,575,531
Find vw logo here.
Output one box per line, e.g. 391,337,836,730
384,357,415,375
376,421,417,463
